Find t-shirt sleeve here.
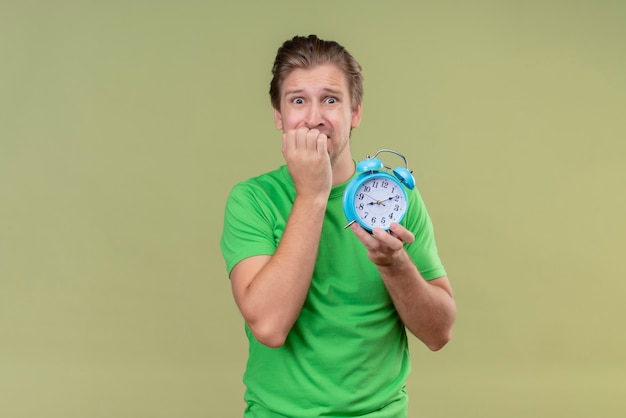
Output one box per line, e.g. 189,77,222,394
220,182,278,277
403,187,447,281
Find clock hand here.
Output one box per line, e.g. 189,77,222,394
364,193,395,206
363,193,385,205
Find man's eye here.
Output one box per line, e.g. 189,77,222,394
292,98,304,104
325,97,337,104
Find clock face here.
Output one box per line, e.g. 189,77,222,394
353,176,408,230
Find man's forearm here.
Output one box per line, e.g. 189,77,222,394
378,251,456,351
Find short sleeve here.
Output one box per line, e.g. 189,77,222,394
220,182,278,276
403,187,447,280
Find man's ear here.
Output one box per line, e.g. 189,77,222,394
273,108,283,130
351,103,363,129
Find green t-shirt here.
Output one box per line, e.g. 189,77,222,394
220,165,446,417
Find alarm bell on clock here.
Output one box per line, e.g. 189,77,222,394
342,149,415,232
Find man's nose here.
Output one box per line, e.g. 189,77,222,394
304,102,324,128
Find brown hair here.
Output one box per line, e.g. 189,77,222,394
269,35,364,111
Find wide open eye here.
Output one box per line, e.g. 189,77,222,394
325,97,338,104
291,97,304,104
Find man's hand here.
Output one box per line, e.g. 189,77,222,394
350,222,414,267
282,127,332,200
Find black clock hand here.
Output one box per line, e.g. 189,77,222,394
363,193,386,206
364,194,394,206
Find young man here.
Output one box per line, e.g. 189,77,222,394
220,35,456,417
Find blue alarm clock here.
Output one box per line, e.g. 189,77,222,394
343,149,415,232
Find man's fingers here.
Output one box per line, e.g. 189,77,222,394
285,128,328,154
316,133,328,155
305,129,327,153
389,223,415,244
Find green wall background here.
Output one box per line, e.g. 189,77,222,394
1,0,625,416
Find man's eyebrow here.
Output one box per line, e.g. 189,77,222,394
284,87,343,96
284,89,304,96
322,88,343,96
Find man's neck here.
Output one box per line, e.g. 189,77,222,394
332,156,356,186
